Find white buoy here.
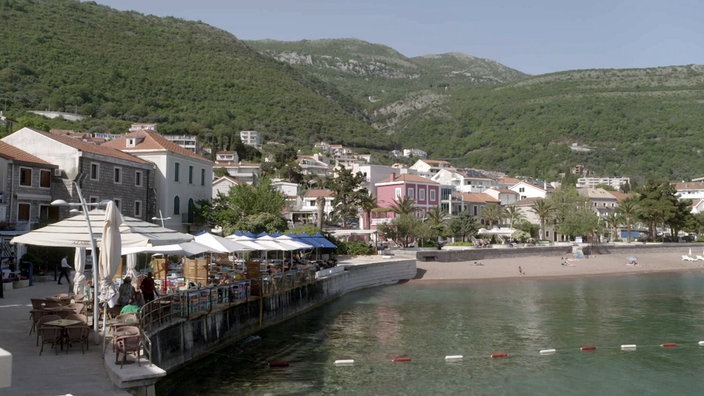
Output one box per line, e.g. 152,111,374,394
699,341,704,346
539,349,556,355
621,344,637,351
445,355,463,362
334,359,355,366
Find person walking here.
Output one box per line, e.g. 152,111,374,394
57,255,71,285
140,272,157,303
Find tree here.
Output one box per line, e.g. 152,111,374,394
480,203,506,229
545,186,596,240
390,196,418,217
327,166,368,226
531,199,553,241
636,181,682,241
198,178,287,235
359,191,377,230
425,206,449,245
448,212,480,242
616,198,638,242
505,205,525,228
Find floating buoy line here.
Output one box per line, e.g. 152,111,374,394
265,340,704,368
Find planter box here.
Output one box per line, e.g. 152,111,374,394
2,282,11,292
13,279,29,289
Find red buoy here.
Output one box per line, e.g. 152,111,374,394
269,361,290,368
490,353,508,358
392,357,412,362
580,345,597,351
661,342,677,348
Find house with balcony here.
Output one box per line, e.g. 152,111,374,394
372,174,440,229
212,175,243,198
298,155,330,179
431,168,497,193
3,127,154,222
453,192,501,218
577,188,621,218
408,159,453,179
289,189,335,227
103,128,213,232
483,187,520,206
508,179,551,200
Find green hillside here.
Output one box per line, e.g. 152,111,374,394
398,66,704,182
0,0,382,149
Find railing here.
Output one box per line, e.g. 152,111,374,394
138,268,318,333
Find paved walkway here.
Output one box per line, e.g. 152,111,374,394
0,279,130,396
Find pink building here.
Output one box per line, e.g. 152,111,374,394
371,173,440,229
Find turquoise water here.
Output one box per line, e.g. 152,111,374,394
157,272,704,395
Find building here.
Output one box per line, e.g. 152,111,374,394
3,127,154,222
103,128,213,232
408,159,453,179
240,130,262,147
163,135,198,153
212,175,243,198
576,176,630,190
431,168,497,193
372,174,440,229
0,141,58,231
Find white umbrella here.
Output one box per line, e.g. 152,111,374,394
98,202,122,309
10,208,194,251
194,232,255,253
73,247,87,300
125,254,139,284
274,234,313,250
122,241,214,256
226,234,267,250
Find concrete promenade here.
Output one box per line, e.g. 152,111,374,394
0,279,129,396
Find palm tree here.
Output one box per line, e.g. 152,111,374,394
506,205,525,228
390,196,418,217
480,204,506,229
616,198,638,243
425,207,448,245
531,199,553,241
359,191,377,229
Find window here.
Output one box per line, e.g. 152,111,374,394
19,167,31,186
407,188,415,200
113,167,122,184
39,170,51,188
89,196,100,205
395,188,402,200
419,189,426,201
135,171,143,187
173,196,180,215
18,203,30,221
200,169,205,186
134,200,142,217
429,190,436,201
39,205,51,223
113,199,121,210
519,187,525,193
90,163,100,181
188,165,194,184
174,163,180,182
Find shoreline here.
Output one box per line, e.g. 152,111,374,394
412,251,704,282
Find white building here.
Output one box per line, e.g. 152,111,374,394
103,129,213,232
240,130,262,147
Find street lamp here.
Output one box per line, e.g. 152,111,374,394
152,210,171,228
50,184,104,343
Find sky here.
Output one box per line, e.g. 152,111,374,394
92,0,704,75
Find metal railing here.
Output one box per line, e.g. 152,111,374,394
138,268,318,334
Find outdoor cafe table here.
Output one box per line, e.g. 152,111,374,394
43,319,85,351
43,306,76,317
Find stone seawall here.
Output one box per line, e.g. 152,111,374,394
148,258,416,374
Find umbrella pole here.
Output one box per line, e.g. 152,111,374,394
75,184,101,344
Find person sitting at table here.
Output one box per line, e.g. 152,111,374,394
119,298,140,314
117,276,136,307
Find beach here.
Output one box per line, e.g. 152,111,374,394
413,250,704,281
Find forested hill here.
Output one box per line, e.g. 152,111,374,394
0,0,382,149
3,0,704,183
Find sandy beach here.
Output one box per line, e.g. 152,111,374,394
413,250,704,282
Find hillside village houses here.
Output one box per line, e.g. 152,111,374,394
0,125,700,251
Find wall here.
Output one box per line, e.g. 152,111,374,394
147,258,416,373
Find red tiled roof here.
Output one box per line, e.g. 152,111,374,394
378,173,438,184
457,192,500,204
25,128,149,165
0,141,55,166
103,129,211,163
304,189,335,198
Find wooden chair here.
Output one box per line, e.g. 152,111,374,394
65,323,90,354
70,303,86,315
29,298,48,335
114,331,143,368
65,313,88,323
36,314,62,354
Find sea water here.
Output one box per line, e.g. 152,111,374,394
157,271,704,395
